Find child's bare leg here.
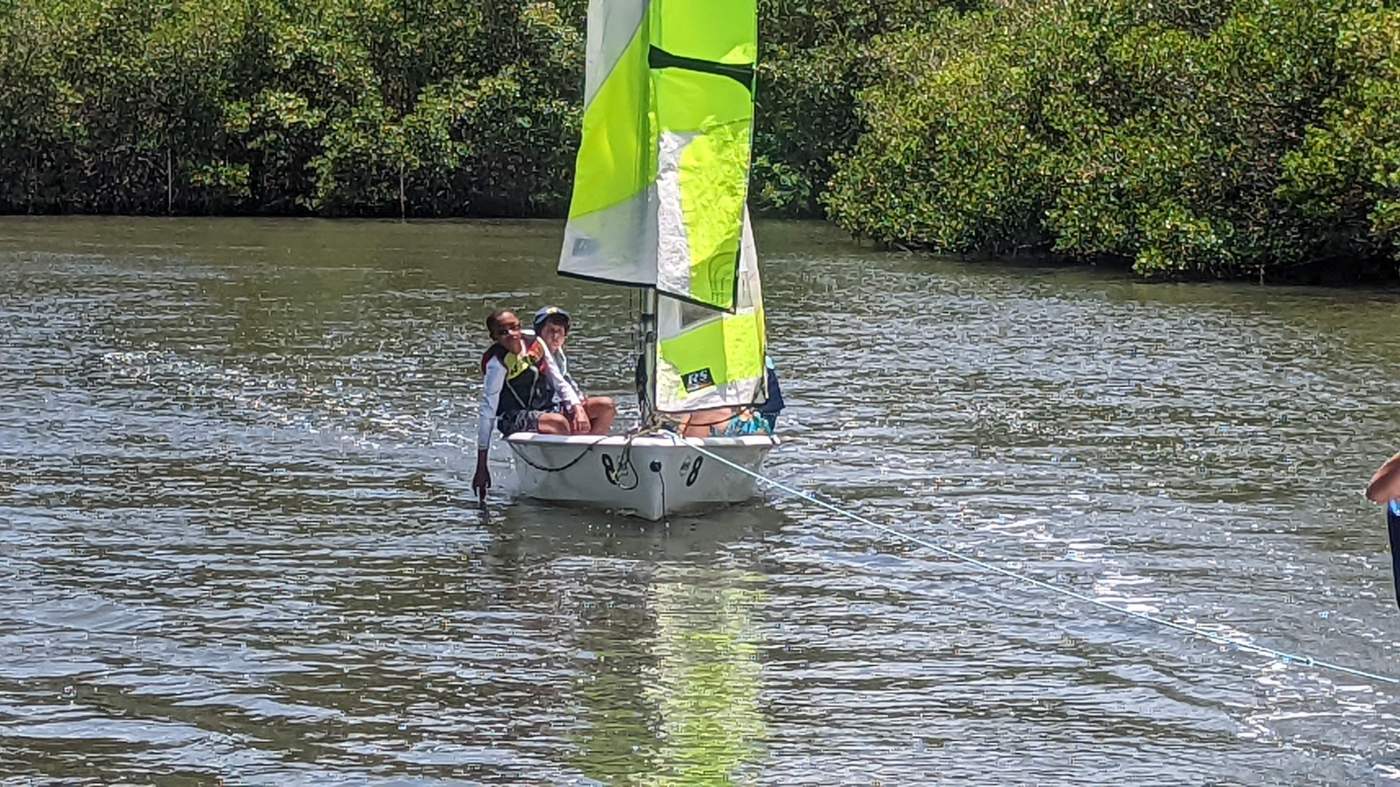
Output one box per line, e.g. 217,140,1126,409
680,407,737,437
536,413,571,434
584,397,615,435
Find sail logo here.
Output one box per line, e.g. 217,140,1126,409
682,368,714,392
571,237,598,257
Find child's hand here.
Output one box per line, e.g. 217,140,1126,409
570,407,591,434
473,458,491,503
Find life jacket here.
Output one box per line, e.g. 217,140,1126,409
481,335,557,418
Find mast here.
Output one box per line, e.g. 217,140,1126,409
637,0,657,427
639,288,658,425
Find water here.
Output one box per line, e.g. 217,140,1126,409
2,217,1398,783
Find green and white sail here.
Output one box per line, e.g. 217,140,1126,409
560,0,767,414
653,211,765,412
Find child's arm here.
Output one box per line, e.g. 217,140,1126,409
473,358,506,502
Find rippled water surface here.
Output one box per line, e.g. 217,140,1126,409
2,217,1399,784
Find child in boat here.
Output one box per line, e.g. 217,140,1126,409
678,355,785,437
532,305,617,435
472,308,603,502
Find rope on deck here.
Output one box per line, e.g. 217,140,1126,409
678,436,1400,689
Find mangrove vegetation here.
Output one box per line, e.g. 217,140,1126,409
0,0,1396,279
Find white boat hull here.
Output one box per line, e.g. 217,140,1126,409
504,433,777,520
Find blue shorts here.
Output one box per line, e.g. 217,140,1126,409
707,410,771,437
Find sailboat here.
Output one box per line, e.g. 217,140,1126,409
506,0,777,520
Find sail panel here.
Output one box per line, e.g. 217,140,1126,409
561,186,658,285
650,9,754,310
652,0,757,66
653,211,767,413
569,15,653,221
583,0,648,106
653,69,751,309
562,0,757,310
559,0,657,285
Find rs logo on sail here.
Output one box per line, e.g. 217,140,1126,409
682,368,714,392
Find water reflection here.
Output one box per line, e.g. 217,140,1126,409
2,217,1399,783
565,569,768,784
496,510,772,782
647,576,765,783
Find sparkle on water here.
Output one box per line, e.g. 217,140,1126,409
1,217,1398,783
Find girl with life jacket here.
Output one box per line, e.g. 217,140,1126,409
473,308,603,502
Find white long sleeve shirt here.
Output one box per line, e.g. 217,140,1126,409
476,341,580,449
552,348,584,405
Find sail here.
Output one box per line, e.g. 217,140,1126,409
653,210,766,413
559,0,757,312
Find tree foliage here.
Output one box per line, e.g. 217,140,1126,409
0,0,968,218
826,0,1400,278
752,0,975,216
0,0,583,216
2,0,1397,279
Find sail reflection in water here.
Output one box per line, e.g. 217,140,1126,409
569,566,766,782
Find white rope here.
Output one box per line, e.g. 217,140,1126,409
677,437,1400,688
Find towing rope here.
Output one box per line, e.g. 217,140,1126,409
675,435,1400,688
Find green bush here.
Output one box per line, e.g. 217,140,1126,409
0,0,581,217
2,0,1396,281
752,0,976,216
1279,7,1400,267
827,0,1400,279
